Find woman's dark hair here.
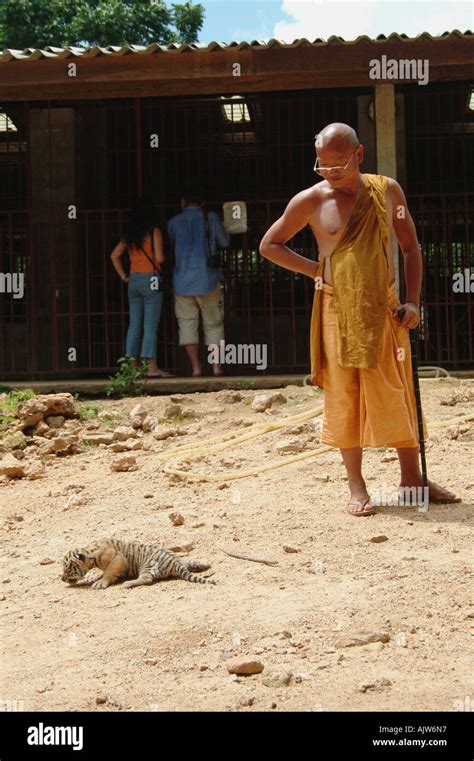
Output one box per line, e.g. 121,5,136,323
123,197,158,248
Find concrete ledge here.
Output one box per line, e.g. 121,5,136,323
1,372,472,398
0,375,312,398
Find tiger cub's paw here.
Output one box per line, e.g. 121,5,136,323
91,579,110,589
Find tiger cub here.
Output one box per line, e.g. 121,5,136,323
61,538,216,589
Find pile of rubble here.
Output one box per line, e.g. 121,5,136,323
0,393,80,480
440,386,474,407
0,394,196,482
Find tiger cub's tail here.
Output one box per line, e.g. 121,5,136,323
176,559,216,585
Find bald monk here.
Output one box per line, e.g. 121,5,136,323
259,122,460,516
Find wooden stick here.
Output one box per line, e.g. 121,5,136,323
220,549,279,566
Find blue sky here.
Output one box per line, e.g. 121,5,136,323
198,1,473,43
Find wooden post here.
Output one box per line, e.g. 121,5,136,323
135,97,142,197
357,95,376,173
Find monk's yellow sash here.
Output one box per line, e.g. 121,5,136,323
310,173,390,388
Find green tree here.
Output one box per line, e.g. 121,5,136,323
0,0,204,50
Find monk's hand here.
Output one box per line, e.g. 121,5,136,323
393,302,420,329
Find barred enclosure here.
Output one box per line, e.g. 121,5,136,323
0,82,472,378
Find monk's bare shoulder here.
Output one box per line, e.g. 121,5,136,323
307,181,328,202
260,184,323,249
385,176,412,225
289,183,323,212
386,176,408,205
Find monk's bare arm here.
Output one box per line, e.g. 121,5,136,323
259,190,319,279
389,178,423,309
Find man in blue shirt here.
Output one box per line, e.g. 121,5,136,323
167,187,230,376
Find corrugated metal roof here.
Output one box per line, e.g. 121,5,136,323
0,29,472,62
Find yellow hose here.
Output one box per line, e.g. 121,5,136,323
417,366,451,378
158,403,324,460
155,389,473,482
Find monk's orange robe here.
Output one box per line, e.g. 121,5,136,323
310,173,427,449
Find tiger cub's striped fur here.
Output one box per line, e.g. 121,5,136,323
61,538,215,589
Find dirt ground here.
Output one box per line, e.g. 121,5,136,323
1,379,473,713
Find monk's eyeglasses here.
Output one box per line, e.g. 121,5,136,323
313,147,360,176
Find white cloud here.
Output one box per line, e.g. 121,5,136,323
274,0,473,41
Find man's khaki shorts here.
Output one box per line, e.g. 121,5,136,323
174,284,225,346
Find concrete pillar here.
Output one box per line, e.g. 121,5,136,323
375,83,400,295
395,93,407,192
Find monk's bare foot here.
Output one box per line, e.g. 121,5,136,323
346,481,375,516
346,498,375,516
427,480,461,503
399,479,461,504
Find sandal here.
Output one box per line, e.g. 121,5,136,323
346,498,376,517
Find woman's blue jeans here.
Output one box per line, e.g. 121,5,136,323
125,273,163,360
